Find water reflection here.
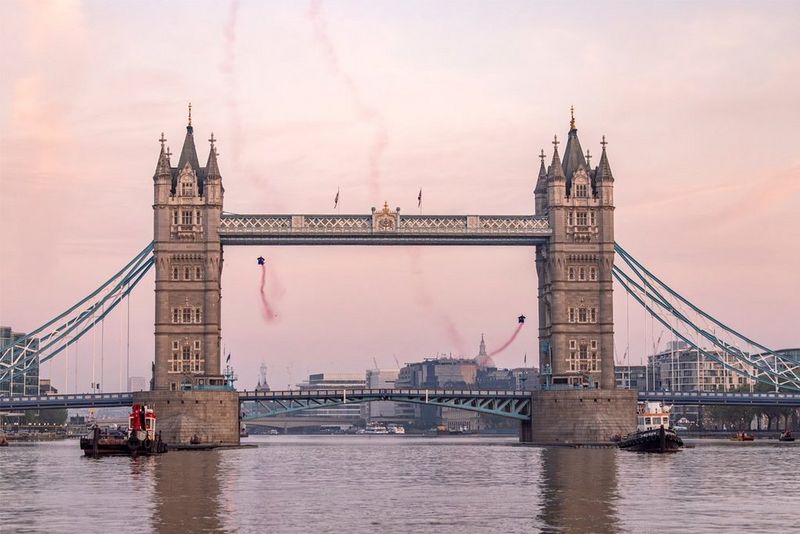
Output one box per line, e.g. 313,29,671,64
151,451,225,533
537,448,620,533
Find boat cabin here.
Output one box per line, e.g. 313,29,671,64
636,401,672,432
128,404,157,441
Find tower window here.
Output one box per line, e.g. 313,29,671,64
181,210,192,225
172,210,179,225
568,212,574,226
578,308,587,323
576,184,587,198
567,267,575,281
184,267,191,280
591,340,598,350
590,308,597,323
578,267,586,281
589,211,596,226
568,308,576,323
195,266,202,280
172,309,179,323
569,339,577,350
195,210,201,225
576,212,587,226
589,267,597,281
181,182,193,196
194,308,202,323
171,267,179,280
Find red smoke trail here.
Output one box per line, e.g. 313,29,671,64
308,0,388,198
488,323,524,357
408,249,467,354
259,264,277,322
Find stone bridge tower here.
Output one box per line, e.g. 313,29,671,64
152,109,225,391
535,111,616,390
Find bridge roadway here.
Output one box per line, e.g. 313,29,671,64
218,213,552,246
3,389,800,412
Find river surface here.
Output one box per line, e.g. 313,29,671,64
1,436,798,533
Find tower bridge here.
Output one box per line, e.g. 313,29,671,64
2,108,797,446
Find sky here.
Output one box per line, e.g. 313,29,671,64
1,0,798,393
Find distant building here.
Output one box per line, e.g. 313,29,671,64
615,365,646,391
363,368,416,422
296,372,366,422
0,325,40,396
473,334,496,368
255,361,270,391
127,376,148,392
38,378,58,395
647,341,755,392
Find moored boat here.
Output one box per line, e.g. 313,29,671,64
730,431,755,442
778,431,794,442
364,422,389,434
618,402,683,453
0,433,8,447
79,404,167,457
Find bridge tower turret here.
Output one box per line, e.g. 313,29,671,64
152,108,224,391
537,110,616,390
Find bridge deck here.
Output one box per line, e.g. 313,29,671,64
219,214,551,246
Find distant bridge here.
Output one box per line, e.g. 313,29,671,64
4,389,800,413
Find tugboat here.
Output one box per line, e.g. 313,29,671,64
618,402,683,453
0,433,8,447
778,431,794,442
80,404,168,457
730,431,755,442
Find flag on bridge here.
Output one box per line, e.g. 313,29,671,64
417,188,422,208
334,188,340,209
226,353,231,363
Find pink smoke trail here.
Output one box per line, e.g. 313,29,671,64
259,264,277,322
308,0,388,198
488,323,524,357
222,0,242,166
407,249,467,354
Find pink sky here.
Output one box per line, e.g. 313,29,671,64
1,0,798,392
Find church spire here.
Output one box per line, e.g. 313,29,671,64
478,333,487,358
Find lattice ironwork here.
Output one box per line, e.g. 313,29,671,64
219,213,551,245
240,389,533,420
303,215,371,232
400,216,467,232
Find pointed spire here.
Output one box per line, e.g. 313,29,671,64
561,107,586,185
548,135,565,180
206,132,221,179
478,334,487,358
596,135,614,181
534,149,548,194
154,132,171,178
177,115,201,172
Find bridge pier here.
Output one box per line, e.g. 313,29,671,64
519,389,636,445
134,390,240,447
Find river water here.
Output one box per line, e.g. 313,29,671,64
1,436,798,533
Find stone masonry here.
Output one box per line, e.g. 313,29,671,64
134,390,239,446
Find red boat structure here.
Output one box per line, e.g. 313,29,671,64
80,403,167,457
